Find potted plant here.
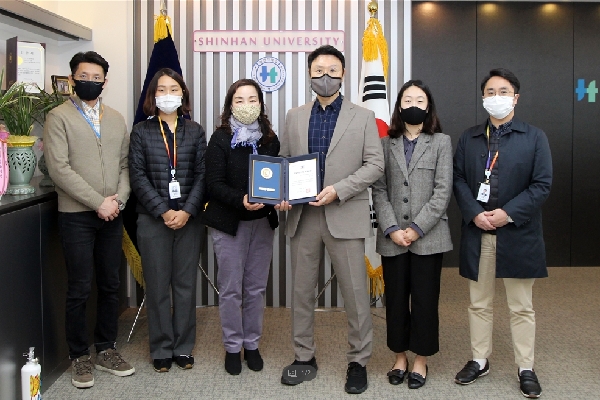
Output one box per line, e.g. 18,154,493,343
0,70,66,194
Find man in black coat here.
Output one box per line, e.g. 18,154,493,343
453,68,552,399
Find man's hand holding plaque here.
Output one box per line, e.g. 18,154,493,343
309,186,338,206
274,200,292,212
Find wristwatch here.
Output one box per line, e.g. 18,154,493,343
117,199,126,211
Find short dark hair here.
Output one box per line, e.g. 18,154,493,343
388,79,443,139
217,79,276,142
142,68,191,116
480,68,520,95
307,45,345,70
69,51,109,76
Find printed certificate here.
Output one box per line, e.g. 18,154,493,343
287,158,318,201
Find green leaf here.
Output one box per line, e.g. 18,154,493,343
0,70,67,136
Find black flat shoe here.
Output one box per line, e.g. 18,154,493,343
387,361,409,385
153,358,172,372
518,369,542,398
281,357,318,385
225,351,241,375
244,348,263,372
455,360,490,385
345,362,368,394
408,365,428,389
173,355,194,369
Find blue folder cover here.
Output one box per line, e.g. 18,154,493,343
250,160,282,200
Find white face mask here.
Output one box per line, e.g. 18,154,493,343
482,95,515,120
155,94,182,114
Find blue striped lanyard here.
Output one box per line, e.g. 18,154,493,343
484,125,498,182
70,98,103,140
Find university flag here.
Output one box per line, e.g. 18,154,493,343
123,13,184,289
358,15,390,299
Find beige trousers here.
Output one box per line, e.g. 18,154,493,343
468,233,536,369
290,205,373,366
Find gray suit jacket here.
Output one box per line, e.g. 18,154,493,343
372,133,453,256
280,98,384,239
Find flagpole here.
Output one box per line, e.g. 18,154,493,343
160,0,167,16
359,0,388,304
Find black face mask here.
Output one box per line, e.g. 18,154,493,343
400,106,427,125
73,79,105,101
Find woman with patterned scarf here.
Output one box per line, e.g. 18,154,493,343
201,79,279,375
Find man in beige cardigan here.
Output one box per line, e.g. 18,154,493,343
44,51,134,389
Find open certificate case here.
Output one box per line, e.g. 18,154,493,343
248,153,321,205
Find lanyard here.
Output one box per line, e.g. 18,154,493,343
158,116,178,180
71,98,103,140
484,125,498,183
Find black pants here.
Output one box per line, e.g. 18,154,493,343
59,211,123,359
382,251,443,357
137,213,202,359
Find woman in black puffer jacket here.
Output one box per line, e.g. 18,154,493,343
129,68,206,373
202,79,279,375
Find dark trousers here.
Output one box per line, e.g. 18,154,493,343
59,211,124,359
382,251,443,357
137,213,202,359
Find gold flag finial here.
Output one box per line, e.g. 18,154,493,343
154,0,172,42
368,1,378,18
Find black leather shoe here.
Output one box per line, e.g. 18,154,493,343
173,355,194,369
244,348,263,371
345,362,368,394
153,358,172,372
387,361,409,385
281,357,318,385
225,351,242,375
455,360,489,385
519,369,542,398
408,366,428,389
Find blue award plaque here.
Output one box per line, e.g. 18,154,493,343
250,160,282,200
248,153,321,205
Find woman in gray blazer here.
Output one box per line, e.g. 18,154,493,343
372,80,453,389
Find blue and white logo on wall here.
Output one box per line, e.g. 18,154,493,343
252,57,286,92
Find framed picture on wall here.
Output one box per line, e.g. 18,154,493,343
51,75,71,96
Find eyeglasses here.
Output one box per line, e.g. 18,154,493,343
484,89,514,97
311,66,342,77
74,74,104,83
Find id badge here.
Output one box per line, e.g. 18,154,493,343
477,182,490,203
169,180,181,199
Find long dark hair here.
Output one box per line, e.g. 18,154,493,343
142,68,191,116
388,79,442,138
217,79,275,142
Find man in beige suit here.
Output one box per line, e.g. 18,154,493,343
277,45,384,394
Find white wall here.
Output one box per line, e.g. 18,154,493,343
0,0,135,126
